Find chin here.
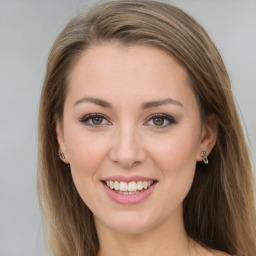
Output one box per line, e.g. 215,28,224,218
94,209,164,235
106,220,153,235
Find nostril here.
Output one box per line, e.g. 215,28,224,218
112,159,139,169
108,137,146,168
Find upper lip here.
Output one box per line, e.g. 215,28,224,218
102,175,157,183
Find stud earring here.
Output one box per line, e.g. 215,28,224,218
201,151,208,164
58,152,65,159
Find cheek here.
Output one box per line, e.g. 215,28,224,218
67,134,109,175
64,129,111,206
148,130,200,197
64,122,111,182
151,130,199,168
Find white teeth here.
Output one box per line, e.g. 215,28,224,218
137,181,143,190
114,181,119,190
110,180,115,189
105,180,154,192
128,181,137,192
143,181,148,189
119,181,128,191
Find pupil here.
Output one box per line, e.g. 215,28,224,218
92,116,103,125
153,117,164,126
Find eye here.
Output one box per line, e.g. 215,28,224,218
145,113,176,128
79,113,111,127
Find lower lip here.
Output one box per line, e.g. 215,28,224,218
102,182,157,205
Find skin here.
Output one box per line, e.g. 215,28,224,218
56,43,225,256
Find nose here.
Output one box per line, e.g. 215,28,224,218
109,124,146,169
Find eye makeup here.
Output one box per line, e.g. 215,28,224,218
144,113,177,129
79,113,111,128
79,112,177,129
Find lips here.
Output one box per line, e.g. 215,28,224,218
101,176,158,204
105,180,154,193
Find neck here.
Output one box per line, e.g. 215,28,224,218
95,213,192,256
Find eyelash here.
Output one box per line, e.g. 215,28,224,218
79,113,176,129
146,113,177,128
79,113,110,128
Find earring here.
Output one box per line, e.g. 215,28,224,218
58,152,65,159
201,151,208,164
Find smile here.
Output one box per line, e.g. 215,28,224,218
102,177,158,205
105,180,154,194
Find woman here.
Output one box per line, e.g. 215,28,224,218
38,1,256,255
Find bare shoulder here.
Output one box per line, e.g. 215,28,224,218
191,240,231,256
210,249,231,256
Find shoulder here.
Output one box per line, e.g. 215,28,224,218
210,249,231,256
191,240,231,256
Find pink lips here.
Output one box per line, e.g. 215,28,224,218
101,176,157,205
103,175,156,182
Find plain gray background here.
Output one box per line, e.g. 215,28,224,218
0,0,255,255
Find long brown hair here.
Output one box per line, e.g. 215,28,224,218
38,1,256,255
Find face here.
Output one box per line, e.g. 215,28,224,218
57,43,216,235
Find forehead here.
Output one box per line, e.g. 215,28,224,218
70,42,188,80
66,43,196,110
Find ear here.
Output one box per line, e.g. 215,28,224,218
196,114,218,162
56,120,70,164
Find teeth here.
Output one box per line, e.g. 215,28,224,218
143,181,148,189
105,180,154,192
137,181,143,190
116,191,140,195
110,180,115,189
114,181,119,190
119,181,128,191
128,181,137,192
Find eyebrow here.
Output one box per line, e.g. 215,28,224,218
141,98,183,109
74,97,113,108
74,97,183,109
